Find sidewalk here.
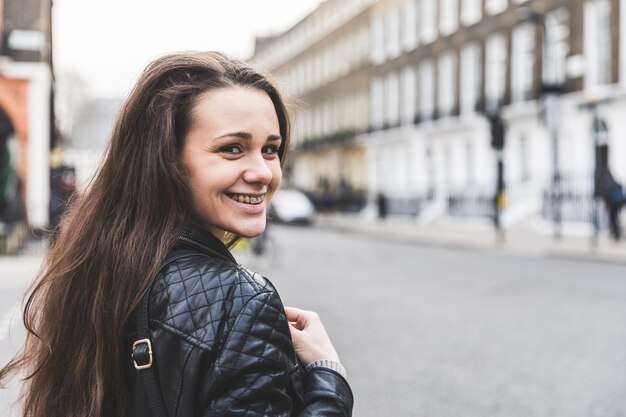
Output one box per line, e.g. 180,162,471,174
0,254,44,286
316,213,626,264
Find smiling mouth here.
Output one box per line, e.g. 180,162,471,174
226,193,265,205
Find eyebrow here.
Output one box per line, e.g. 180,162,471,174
216,131,282,141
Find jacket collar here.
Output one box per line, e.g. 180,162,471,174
177,224,237,264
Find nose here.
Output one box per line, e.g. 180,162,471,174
243,153,273,185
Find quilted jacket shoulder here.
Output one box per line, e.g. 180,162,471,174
149,252,274,352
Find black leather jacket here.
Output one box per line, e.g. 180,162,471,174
126,225,353,416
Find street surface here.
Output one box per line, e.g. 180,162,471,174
0,255,43,417
0,227,625,416
240,225,626,417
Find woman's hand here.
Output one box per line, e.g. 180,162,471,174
284,306,340,366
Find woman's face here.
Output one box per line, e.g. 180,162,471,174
181,86,282,241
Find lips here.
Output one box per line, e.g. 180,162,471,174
226,193,265,205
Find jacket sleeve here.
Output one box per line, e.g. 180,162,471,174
200,290,353,417
299,367,354,417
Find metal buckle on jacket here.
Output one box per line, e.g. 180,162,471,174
132,338,153,370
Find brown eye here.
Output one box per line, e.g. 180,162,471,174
262,145,279,155
220,145,243,155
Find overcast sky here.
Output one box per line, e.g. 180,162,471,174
52,0,320,98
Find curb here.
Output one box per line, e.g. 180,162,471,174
315,216,626,265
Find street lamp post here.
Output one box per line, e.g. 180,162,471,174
542,85,564,240
487,111,506,243
582,98,611,247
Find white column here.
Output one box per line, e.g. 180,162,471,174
1,62,51,230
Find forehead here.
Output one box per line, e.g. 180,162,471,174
190,86,279,132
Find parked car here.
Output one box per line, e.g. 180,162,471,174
270,189,316,224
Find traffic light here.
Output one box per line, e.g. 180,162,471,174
488,112,506,150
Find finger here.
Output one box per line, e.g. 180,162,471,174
288,321,302,330
284,307,308,325
287,321,302,333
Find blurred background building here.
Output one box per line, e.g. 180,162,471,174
2,0,626,253
62,98,120,189
252,0,626,231
0,0,54,253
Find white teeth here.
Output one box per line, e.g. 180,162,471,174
230,194,264,204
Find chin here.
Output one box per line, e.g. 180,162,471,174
234,231,259,239
233,223,266,239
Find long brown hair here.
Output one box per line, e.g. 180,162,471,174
0,51,290,417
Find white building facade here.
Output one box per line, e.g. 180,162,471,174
254,0,626,226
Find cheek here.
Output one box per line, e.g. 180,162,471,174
185,164,216,203
272,162,283,185
186,166,204,195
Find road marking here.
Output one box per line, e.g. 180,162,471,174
0,303,22,342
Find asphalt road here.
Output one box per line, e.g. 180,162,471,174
239,225,626,417
1,226,625,417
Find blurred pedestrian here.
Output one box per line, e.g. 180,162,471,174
48,165,77,238
0,52,353,417
0,108,24,226
320,187,335,213
600,169,625,241
377,191,388,220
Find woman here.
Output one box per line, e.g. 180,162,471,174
0,52,353,416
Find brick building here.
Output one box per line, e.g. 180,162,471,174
0,0,54,250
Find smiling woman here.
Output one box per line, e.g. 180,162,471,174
0,52,353,417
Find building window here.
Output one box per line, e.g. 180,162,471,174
466,140,475,185
545,8,570,86
340,38,350,76
460,42,481,115
485,0,507,15
313,106,322,137
440,0,459,36
585,0,612,87
322,101,331,135
358,26,370,66
331,99,340,132
370,78,385,129
323,49,332,83
401,66,417,125
384,72,400,126
438,51,457,117
314,53,323,87
511,22,535,102
304,111,313,140
421,0,437,44
386,8,402,59
444,146,452,190
358,89,368,130
520,133,530,182
419,59,435,120
485,33,507,113
371,16,385,64
402,0,419,51
426,145,435,194
461,0,482,26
